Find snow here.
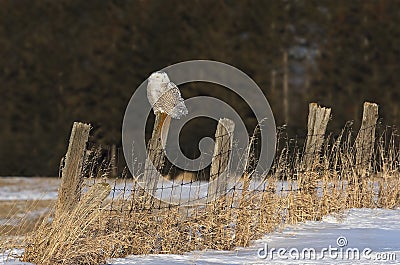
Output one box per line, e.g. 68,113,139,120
1,177,399,264
1,208,399,264
0,208,49,227
107,208,400,265
0,177,59,201
0,249,30,265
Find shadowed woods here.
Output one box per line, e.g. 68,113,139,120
1,1,400,176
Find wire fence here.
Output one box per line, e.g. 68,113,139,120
25,118,399,264
80,123,399,219
22,103,400,264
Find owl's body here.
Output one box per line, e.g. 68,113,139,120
147,71,188,119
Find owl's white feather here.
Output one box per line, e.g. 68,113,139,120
147,71,188,119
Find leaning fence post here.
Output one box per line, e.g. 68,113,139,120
355,102,379,175
207,118,235,203
56,122,91,217
302,103,331,170
143,112,171,198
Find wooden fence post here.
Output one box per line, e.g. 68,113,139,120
355,102,379,175
207,118,235,202
302,103,331,170
56,122,91,217
143,112,171,198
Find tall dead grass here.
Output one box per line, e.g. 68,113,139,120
19,127,400,265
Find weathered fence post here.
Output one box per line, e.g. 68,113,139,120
302,103,331,170
355,102,379,175
143,112,171,198
207,118,235,202
56,122,91,217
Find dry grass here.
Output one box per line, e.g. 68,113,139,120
2,127,399,265
0,199,54,259
0,200,53,235
20,176,400,264
0,177,58,240
20,177,400,264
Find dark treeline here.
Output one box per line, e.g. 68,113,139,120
1,1,399,176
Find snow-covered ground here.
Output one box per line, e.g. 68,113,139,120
1,178,399,264
0,177,59,201
107,208,400,265
1,208,399,265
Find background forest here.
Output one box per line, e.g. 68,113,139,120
1,0,399,176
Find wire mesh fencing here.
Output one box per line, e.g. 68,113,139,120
22,103,400,265
81,120,399,220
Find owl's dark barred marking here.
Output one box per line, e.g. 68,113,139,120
147,71,188,119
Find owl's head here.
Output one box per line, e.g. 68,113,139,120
148,71,170,83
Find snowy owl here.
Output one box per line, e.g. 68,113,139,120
147,71,188,119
